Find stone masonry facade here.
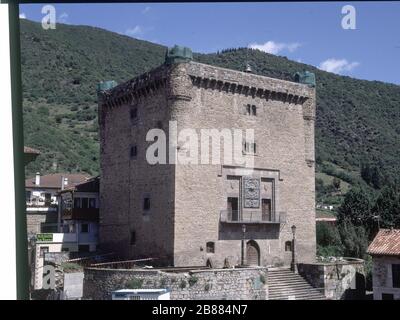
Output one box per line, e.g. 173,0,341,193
98,58,316,268
298,259,366,299
371,256,400,300
83,267,268,300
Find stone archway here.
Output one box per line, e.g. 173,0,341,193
246,240,260,266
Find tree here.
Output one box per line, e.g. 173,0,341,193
338,219,369,258
337,186,373,228
316,223,343,257
373,184,400,229
361,162,385,189
332,177,341,190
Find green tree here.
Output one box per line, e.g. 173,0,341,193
337,186,373,228
338,219,369,258
332,177,341,190
373,184,400,229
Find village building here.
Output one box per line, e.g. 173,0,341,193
25,173,89,236
368,229,400,300
33,177,100,290
316,210,337,225
24,146,40,165
97,45,316,269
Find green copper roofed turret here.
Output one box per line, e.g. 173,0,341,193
97,80,118,92
165,45,193,65
294,71,316,88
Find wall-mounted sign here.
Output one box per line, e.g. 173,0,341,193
36,233,53,242
243,177,260,208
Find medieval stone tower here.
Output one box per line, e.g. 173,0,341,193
97,46,316,268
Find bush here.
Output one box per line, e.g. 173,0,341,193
188,276,198,287
61,262,82,273
179,280,187,289
126,277,143,289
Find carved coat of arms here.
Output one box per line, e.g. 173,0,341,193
243,177,260,208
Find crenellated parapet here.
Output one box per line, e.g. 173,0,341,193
98,65,169,110
187,62,314,105
98,60,316,111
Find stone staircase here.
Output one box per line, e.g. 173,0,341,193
268,268,326,300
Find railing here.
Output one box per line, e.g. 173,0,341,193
220,210,286,224
90,258,155,269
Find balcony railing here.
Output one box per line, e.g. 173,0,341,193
220,210,286,224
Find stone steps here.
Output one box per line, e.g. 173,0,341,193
268,268,326,300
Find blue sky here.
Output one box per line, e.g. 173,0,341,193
20,2,400,84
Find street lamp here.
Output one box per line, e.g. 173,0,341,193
291,225,297,273
241,224,246,266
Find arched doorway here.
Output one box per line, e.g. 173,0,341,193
246,240,260,266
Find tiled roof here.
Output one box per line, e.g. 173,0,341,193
316,210,337,221
367,229,400,256
24,146,40,154
25,173,90,189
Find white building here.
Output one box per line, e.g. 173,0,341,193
25,173,89,236
32,177,100,290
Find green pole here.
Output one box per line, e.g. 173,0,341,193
7,1,29,300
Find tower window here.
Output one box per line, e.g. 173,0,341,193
252,105,257,116
130,145,137,159
130,231,136,245
245,104,257,116
143,197,150,211
243,141,257,154
130,107,137,120
206,242,215,253
285,241,292,252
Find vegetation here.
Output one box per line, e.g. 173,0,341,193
188,275,198,287
126,277,143,289
60,262,83,273
179,280,187,289
317,182,400,289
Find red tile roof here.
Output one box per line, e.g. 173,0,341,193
367,229,400,256
25,173,90,189
24,146,40,154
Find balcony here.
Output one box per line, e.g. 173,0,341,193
62,208,99,221
220,210,286,224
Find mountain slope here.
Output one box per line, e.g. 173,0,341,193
21,20,400,198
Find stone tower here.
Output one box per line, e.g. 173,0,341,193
97,45,316,268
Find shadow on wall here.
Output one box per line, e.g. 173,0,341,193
342,272,366,300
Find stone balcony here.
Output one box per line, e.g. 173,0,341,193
220,210,286,224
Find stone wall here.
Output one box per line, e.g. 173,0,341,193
298,259,366,300
27,211,58,236
83,266,268,300
371,255,400,300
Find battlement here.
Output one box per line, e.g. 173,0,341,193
98,60,314,110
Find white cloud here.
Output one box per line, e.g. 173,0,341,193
58,12,68,23
142,6,151,14
248,41,301,55
19,13,27,19
318,58,360,74
125,25,144,37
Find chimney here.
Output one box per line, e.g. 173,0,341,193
35,172,40,186
61,176,64,191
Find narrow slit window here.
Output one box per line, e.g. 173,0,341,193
130,145,137,159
